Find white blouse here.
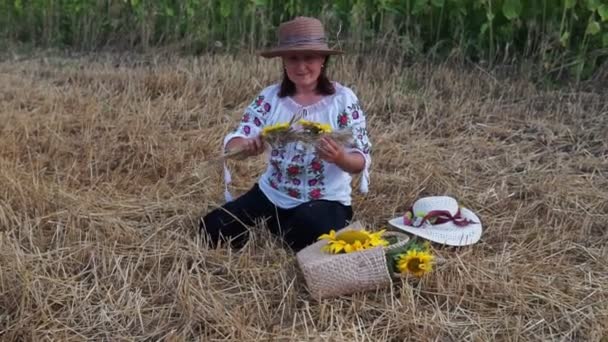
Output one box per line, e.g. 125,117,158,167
222,82,372,209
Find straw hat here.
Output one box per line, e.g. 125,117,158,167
388,196,483,246
259,16,343,58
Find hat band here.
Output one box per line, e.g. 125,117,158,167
278,36,327,47
403,208,478,228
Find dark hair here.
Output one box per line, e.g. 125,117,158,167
278,56,335,97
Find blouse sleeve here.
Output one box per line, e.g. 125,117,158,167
221,88,274,202
339,89,372,194
223,91,273,150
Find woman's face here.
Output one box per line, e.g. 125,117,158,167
282,53,325,90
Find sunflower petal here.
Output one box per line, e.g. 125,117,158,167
318,230,336,241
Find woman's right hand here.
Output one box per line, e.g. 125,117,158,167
226,136,265,157
242,136,265,156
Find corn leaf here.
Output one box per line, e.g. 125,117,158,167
599,4,608,21
502,0,522,20
586,20,601,35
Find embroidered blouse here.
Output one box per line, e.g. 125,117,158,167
222,82,372,209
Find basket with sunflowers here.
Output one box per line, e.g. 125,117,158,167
296,221,435,300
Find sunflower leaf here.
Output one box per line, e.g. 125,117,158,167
386,254,397,274
385,238,418,259
385,236,399,245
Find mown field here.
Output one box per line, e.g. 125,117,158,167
0,52,607,340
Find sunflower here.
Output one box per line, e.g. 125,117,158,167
318,229,388,254
298,119,333,134
261,122,291,137
397,249,434,277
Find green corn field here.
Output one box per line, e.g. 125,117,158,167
1,2,608,340
1,1,607,79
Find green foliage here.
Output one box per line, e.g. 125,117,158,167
502,0,523,20
1,0,606,80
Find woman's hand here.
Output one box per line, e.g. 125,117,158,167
226,136,265,158
243,136,265,156
316,136,365,174
316,136,345,164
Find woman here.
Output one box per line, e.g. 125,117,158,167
200,16,372,252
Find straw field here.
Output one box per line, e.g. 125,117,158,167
0,52,607,341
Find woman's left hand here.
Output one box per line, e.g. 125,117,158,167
316,136,345,164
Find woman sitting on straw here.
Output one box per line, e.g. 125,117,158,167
199,16,372,252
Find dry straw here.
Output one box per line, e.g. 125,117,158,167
0,53,606,340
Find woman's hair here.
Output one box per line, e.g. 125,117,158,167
278,56,335,97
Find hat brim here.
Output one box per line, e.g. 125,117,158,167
388,208,482,246
259,46,344,58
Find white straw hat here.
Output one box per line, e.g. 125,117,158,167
388,196,482,246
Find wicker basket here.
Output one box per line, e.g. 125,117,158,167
296,221,410,300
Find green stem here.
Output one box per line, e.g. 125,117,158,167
406,0,410,36
576,14,594,83
435,0,444,44
559,0,567,38
488,0,495,67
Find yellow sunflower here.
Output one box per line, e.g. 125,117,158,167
318,229,388,254
397,249,434,277
261,122,291,137
299,119,332,134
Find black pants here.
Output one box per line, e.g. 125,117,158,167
200,183,353,252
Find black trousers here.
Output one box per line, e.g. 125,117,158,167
200,183,353,252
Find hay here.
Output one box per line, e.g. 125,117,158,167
0,52,607,340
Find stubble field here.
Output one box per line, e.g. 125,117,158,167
0,52,607,341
